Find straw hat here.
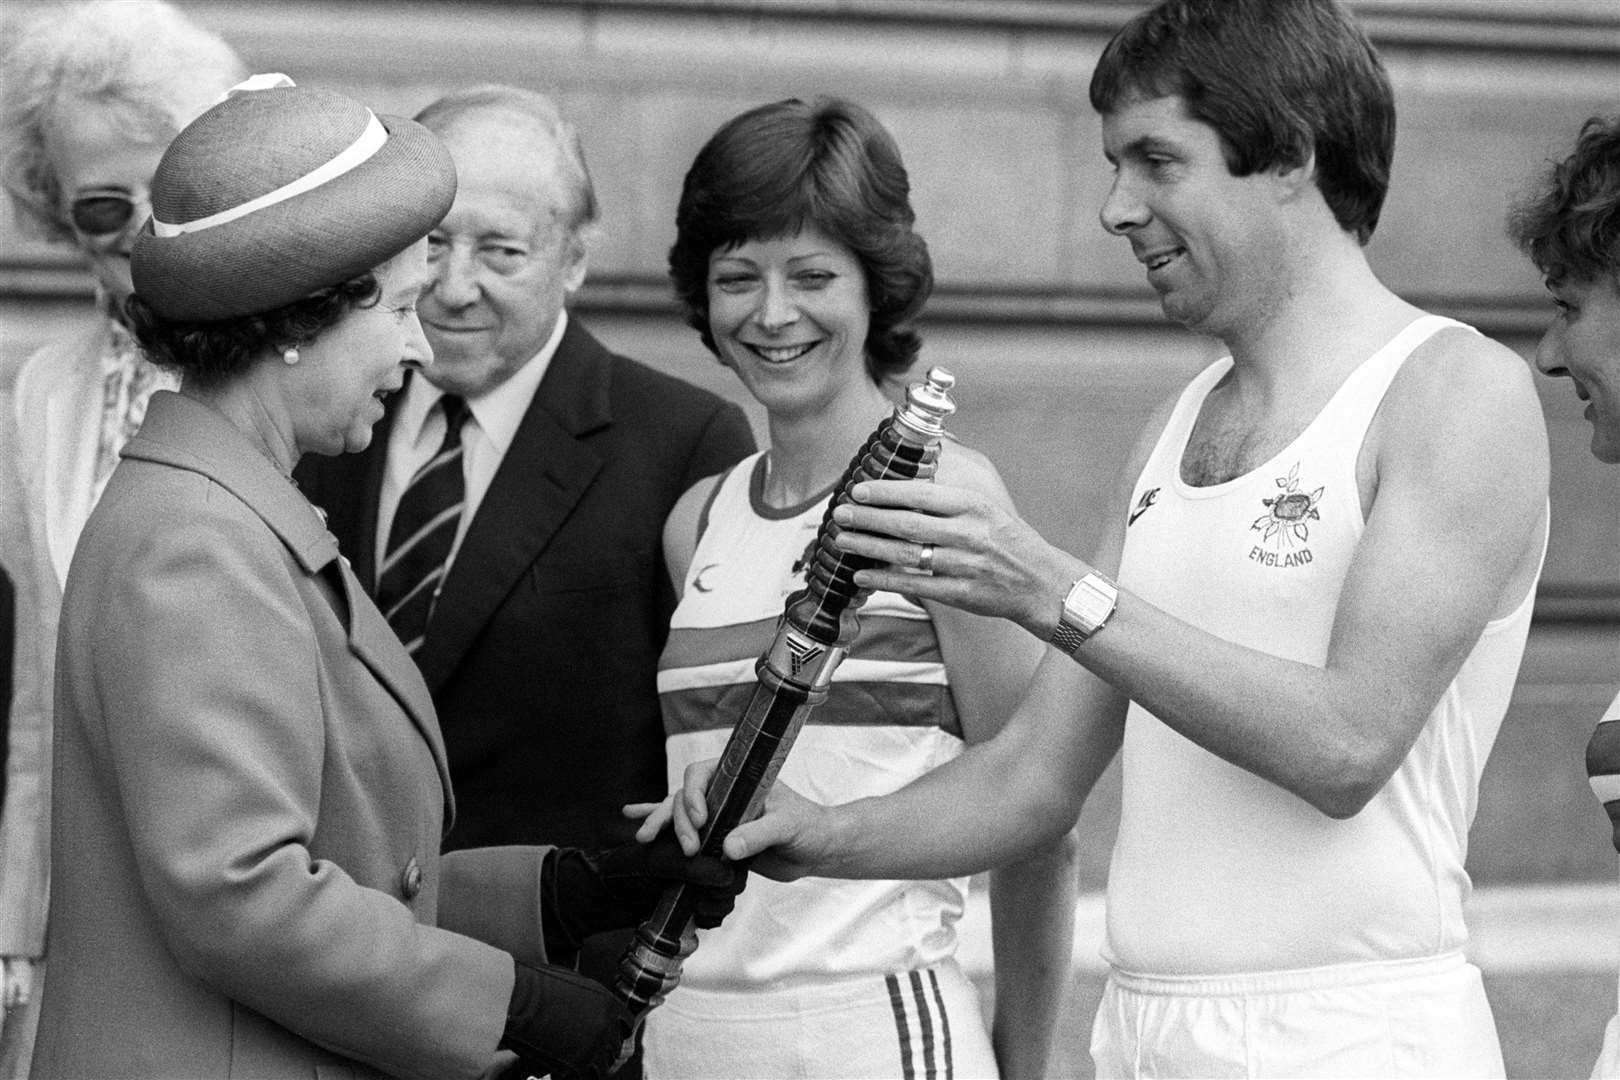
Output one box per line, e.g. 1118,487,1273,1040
132,75,456,321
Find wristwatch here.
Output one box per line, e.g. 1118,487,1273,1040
1050,573,1118,655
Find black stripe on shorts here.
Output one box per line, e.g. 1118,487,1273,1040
886,969,954,1079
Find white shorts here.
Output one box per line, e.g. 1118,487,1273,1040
1090,951,1504,1078
642,960,998,1079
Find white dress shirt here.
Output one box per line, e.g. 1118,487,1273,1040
376,311,568,576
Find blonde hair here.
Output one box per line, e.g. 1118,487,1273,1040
0,0,245,242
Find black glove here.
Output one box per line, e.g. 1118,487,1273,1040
541,833,748,955
499,958,630,1080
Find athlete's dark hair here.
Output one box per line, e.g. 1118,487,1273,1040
1090,0,1395,245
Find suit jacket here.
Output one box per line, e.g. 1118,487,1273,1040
295,319,755,851
34,391,555,1080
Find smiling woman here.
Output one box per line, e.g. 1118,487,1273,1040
642,96,1078,1080
703,223,874,421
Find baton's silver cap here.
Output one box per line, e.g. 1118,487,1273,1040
898,366,956,436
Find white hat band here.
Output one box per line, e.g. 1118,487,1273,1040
151,111,388,238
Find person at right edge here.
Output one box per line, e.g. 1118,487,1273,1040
647,1,1550,1076
1510,114,1620,1080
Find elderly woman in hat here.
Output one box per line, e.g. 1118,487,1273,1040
0,5,243,1071
29,77,743,1080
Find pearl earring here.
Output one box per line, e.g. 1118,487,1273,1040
282,347,299,365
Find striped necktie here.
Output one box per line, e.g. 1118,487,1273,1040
377,395,468,655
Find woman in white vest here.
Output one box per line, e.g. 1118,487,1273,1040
641,96,1077,1080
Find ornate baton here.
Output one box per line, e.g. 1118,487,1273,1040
610,367,958,1065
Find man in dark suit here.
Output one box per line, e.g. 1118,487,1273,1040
293,86,754,1004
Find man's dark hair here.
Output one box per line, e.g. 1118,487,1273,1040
1090,0,1396,245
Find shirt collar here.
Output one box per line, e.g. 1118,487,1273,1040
399,309,568,454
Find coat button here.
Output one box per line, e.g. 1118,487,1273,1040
400,857,423,900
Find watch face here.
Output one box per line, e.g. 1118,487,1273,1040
1062,575,1118,638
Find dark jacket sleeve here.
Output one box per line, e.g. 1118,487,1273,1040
681,399,756,491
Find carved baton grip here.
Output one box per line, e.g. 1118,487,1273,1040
608,368,957,1067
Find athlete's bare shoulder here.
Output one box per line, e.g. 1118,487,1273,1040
1377,321,1543,453
663,469,732,583
1362,317,1548,617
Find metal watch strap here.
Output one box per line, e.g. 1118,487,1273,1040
1050,619,1091,655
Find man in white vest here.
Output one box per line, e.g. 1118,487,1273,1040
654,0,1550,1075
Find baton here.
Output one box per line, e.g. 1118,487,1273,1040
608,367,958,1068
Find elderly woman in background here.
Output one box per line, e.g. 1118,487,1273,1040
637,97,1076,1080
30,77,741,1080
1509,114,1620,1079
0,3,243,1072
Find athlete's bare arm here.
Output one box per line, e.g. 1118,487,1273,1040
829,329,1548,820
641,335,1543,875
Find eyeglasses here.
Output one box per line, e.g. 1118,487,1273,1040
69,189,143,237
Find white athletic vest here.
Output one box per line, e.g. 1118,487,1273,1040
1106,315,1543,975
658,452,970,988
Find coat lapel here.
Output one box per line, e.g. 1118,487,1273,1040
128,392,450,804
412,320,613,693
328,554,455,812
